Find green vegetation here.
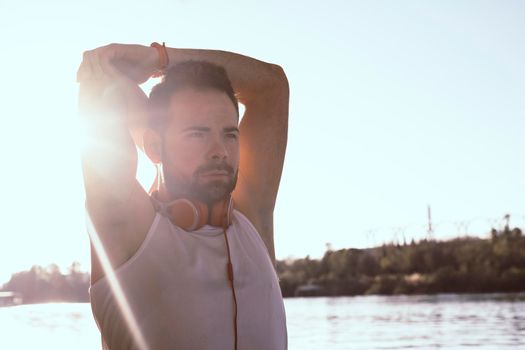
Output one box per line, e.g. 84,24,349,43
277,226,525,297
2,227,524,303
1,263,89,304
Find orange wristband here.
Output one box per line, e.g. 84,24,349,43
150,42,169,78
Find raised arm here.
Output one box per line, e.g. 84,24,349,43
164,48,289,262
77,43,289,264
78,53,156,283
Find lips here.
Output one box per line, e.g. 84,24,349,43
196,163,234,179
201,171,230,177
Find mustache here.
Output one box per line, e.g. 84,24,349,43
195,162,235,175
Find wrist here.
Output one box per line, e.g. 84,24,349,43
150,42,169,78
145,47,159,73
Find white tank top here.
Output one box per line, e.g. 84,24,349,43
89,210,287,350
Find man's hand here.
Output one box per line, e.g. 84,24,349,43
77,44,159,84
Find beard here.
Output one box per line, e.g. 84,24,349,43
162,159,238,203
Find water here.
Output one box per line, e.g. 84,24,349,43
1,293,524,349
286,293,525,349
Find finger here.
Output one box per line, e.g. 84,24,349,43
89,50,106,81
76,51,93,82
76,65,83,83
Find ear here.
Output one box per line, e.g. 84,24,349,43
143,128,162,164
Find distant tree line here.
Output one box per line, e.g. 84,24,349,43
1,262,89,304
277,226,525,297
3,227,524,303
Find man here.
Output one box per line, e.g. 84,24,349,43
77,43,288,350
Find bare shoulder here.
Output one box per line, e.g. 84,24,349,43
88,180,156,284
233,199,277,265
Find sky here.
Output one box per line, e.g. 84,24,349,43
0,0,523,284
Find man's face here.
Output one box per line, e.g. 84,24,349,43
159,88,240,203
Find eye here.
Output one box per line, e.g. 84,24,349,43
188,131,204,138
226,133,238,140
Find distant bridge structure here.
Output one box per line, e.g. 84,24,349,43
360,212,524,248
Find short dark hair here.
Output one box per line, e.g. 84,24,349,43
148,60,238,131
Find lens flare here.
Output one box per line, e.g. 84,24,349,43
86,214,149,350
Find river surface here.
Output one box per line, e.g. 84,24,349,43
1,293,524,349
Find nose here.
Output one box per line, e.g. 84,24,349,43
207,136,228,161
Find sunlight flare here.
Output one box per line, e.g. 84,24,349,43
85,214,149,350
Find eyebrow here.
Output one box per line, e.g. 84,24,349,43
182,126,210,132
181,126,239,133
224,127,240,133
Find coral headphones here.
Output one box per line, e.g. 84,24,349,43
150,192,239,349
150,193,234,230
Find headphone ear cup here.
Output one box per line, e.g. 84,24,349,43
167,199,207,231
164,197,232,231
194,202,209,229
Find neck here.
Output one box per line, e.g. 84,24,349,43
156,182,229,206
